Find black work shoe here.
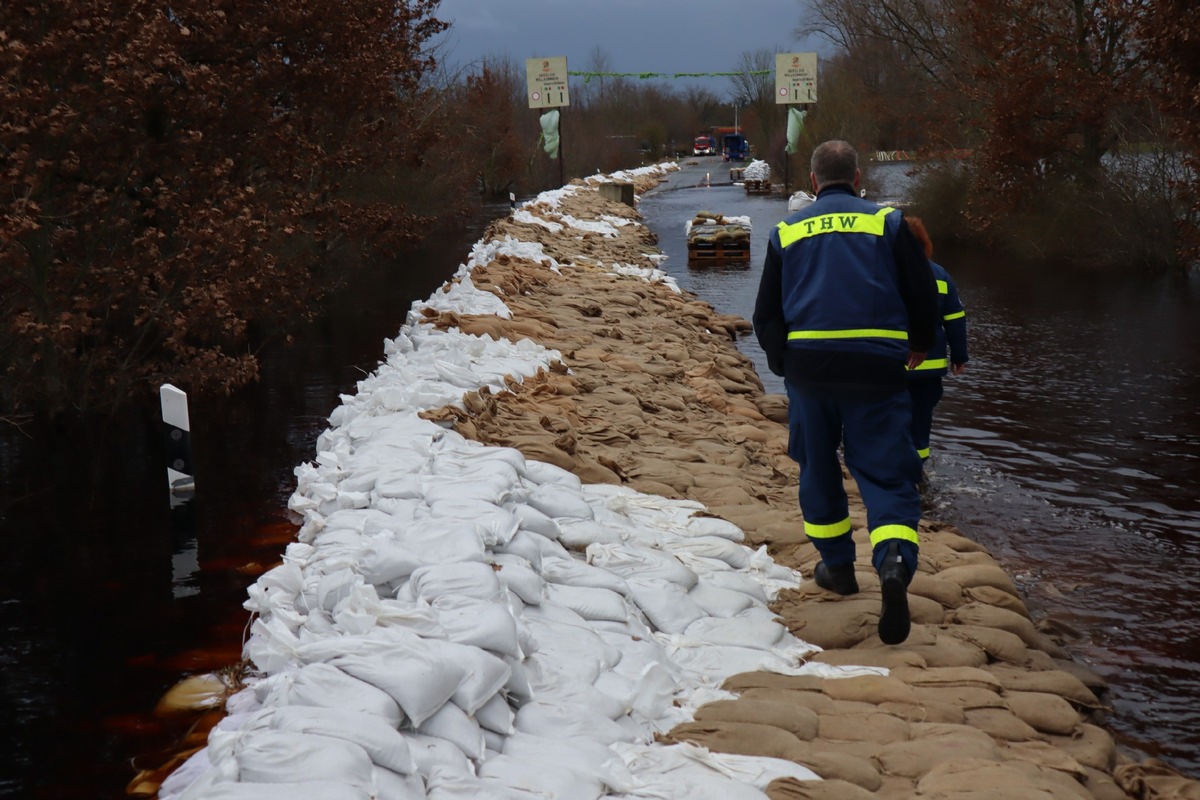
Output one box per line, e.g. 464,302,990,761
813,561,859,595
878,542,911,645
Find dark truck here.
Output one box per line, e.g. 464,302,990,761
722,133,748,162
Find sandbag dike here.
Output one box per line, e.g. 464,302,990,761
418,171,1200,800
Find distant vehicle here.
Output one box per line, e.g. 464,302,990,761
693,135,715,156
722,133,748,162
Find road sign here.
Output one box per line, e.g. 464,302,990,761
526,56,570,109
775,52,818,104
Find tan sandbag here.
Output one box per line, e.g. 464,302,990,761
890,665,1005,692
951,603,1064,656
999,740,1088,781
1003,691,1083,736
899,631,990,669
944,624,1030,664
936,563,1021,596
984,664,1103,710
819,674,921,706
792,747,883,792
916,758,1057,797
1043,723,1118,771
779,596,878,649
965,583,1031,617
808,647,927,671
693,698,819,740
766,777,875,800
879,700,961,724
817,711,909,743
1082,765,1136,800
909,572,966,609
873,723,1001,778
739,687,836,715
963,706,1043,742
1005,759,1095,800
723,673,827,694
911,685,1007,712
660,720,807,762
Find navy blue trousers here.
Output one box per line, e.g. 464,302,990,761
786,382,921,578
907,376,944,461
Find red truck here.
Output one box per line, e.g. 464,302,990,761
692,135,715,156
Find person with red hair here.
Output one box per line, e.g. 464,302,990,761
902,216,969,476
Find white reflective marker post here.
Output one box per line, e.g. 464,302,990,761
160,383,195,502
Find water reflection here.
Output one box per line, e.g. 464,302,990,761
640,160,1200,775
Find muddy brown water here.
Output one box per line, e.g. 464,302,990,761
2,163,1198,799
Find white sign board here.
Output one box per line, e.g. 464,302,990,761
526,56,570,109
775,52,818,104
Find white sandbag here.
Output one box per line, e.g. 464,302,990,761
683,616,787,650
424,764,543,799
372,597,445,637
255,663,404,727
405,733,474,779
526,483,595,520
664,536,751,570
398,526,489,566
409,561,505,603
556,518,623,547
357,539,425,586
477,754,605,800
372,766,426,800
587,543,698,589
510,502,562,540
502,732,638,794
513,701,635,746
474,691,516,735
520,460,583,491
542,557,631,595
681,515,745,541
432,594,523,657
267,705,416,775
699,569,769,603
309,637,468,727
625,578,707,634
687,582,756,617
428,498,521,546
184,779,370,800
230,729,375,788
416,701,486,762
494,560,546,605
428,639,512,715
544,583,630,623
492,530,545,570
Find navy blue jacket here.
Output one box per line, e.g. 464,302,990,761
909,260,969,379
754,184,939,398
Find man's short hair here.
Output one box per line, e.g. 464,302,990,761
811,140,858,188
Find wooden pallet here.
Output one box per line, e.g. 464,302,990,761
744,179,772,195
687,240,750,266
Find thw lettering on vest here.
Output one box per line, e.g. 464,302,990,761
777,207,894,248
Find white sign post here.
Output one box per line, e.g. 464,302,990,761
775,52,818,105
160,383,195,500
525,56,570,109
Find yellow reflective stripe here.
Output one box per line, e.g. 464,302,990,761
911,358,947,371
777,207,896,248
916,447,931,459
936,280,948,294
804,517,852,539
944,310,965,321
789,329,908,341
869,525,920,547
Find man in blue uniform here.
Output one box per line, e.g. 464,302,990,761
753,140,939,644
903,216,969,474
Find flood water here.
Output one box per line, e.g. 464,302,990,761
639,159,1200,774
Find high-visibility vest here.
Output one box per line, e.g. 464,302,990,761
909,260,967,378
773,192,909,362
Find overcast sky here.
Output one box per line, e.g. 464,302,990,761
432,0,827,96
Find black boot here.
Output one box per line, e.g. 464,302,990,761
814,561,859,595
878,541,911,645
